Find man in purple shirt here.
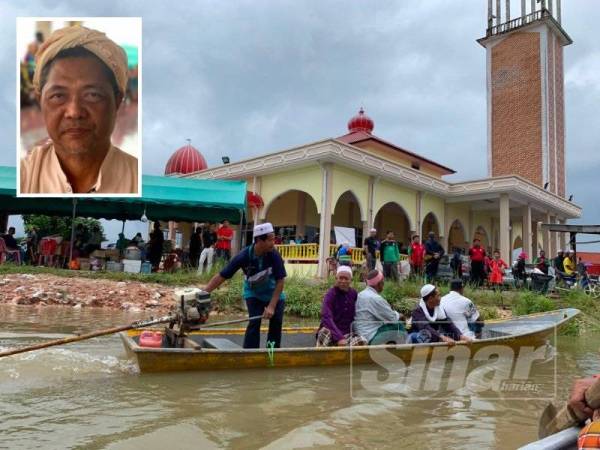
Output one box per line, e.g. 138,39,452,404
316,266,367,347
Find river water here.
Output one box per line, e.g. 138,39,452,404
1,305,599,450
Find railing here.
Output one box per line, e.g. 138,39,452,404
276,244,408,266
487,10,546,37
276,244,319,261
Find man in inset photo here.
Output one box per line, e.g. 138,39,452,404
20,25,138,195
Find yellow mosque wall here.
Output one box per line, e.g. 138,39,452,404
372,179,417,230
260,166,322,217
331,166,369,221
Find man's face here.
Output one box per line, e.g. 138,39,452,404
257,233,275,252
427,289,441,307
222,221,229,228
413,236,419,244
335,272,351,291
8,228,15,235
387,232,394,240
474,240,480,247
370,231,376,238
39,56,120,157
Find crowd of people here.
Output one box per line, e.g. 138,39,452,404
202,221,485,350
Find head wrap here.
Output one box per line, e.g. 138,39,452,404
33,25,128,95
336,266,352,276
253,222,274,238
366,270,384,287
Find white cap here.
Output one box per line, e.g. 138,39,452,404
336,266,352,276
253,222,274,238
370,228,377,233
420,284,436,299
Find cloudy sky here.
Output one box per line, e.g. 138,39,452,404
1,0,598,246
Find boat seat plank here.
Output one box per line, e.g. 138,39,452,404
203,338,243,350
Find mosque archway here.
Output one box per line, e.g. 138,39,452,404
473,226,490,252
332,190,363,245
374,202,411,249
264,189,320,243
422,212,440,239
448,219,467,252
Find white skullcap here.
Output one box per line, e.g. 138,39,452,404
420,284,436,299
253,222,274,238
336,266,352,276
370,228,377,232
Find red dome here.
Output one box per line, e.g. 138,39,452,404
347,108,374,134
164,142,208,175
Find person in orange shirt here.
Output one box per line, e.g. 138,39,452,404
409,234,425,278
216,220,234,262
488,250,508,288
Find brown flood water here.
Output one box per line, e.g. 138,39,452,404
1,304,600,450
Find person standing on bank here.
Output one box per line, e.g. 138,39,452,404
424,231,444,282
468,238,487,287
380,231,401,281
363,228,380,271
204,223,286,349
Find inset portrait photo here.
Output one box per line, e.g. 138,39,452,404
17,17,141,196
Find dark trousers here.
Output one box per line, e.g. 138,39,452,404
383,262,399,281
244,297,285,349
366,254,376,271
217,248,231,262
425,259,439,282
471,261,485,286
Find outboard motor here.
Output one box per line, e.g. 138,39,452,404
165,288,212,347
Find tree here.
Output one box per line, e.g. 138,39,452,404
22,215,105,241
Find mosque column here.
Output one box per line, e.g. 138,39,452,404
499,194,511,263
549,215,558,256
168,221,176,242
296,192,306,238
522,205,532,262
416,191,422,239
542,212,551,254
318,163,334,278
559,218,567,251
532,220,539,256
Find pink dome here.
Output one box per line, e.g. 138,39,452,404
347,107,374,134
164,142,208,175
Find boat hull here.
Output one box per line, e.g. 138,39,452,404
120,308,579,373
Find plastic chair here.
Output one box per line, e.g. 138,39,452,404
0,237,21,264
38,238,57,266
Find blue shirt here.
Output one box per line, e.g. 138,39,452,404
220,245,287,302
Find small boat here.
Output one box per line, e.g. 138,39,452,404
517,426,581,450
120,308,579,373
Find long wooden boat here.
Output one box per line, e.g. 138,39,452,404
120,308,579,373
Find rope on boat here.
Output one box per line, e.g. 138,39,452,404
267,341,275,367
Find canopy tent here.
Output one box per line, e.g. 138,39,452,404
0,166,247,223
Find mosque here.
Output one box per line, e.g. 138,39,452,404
162,0,581,277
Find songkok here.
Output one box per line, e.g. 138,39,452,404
33,25,128,95
420,284,436,299
336,266,352,276
253,222,274,238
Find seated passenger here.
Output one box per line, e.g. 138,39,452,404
316,266,367,347
440,279,484,339
408,284,472,344
354,269,405,345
